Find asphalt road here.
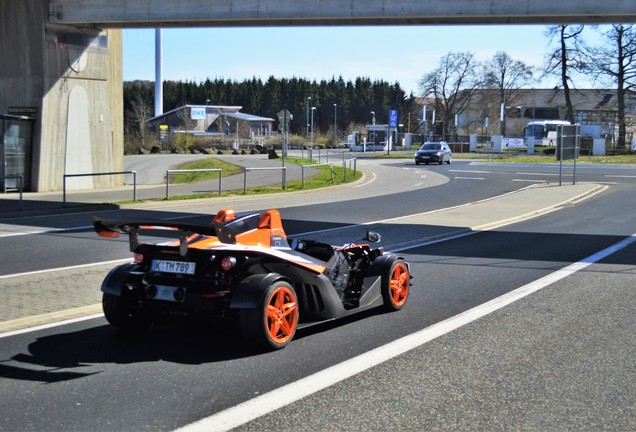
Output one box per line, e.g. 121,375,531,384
0,159,634,431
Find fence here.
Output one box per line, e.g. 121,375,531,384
342,156,357,182
63,171,137,207
165,169,222,199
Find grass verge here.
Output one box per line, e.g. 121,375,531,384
121,157,362,203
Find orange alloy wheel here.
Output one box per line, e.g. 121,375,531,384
266,285,298,344
389,262,409,307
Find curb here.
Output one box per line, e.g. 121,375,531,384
472,183,607,232
0,304,103,335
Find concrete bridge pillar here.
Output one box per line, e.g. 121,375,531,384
0,0,122,191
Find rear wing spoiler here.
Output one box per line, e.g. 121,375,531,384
93,209,276,253
94,208,287,255
94,217,225,256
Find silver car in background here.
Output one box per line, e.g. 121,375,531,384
414,142,452,165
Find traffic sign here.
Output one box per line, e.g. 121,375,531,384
389,109,398,128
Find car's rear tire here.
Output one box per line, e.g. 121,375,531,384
381,260,410,311
240,281,299,350
439,157,444,165
102,292,153,331
415,161,420,165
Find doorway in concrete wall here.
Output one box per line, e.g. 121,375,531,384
1,115,33,192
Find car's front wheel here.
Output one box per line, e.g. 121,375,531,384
102,292,153,331
381,260,410,311
240,281,299,350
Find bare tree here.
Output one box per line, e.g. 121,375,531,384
484,51,535,135
128,93,153,150
583,25,636,148
419,51,482,138
544,25,585,124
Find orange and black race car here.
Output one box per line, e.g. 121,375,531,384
94,208,412,350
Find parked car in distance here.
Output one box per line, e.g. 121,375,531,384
414,142,452,165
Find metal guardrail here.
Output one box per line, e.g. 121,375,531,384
165,169,222,199
63,171,137,207
324,149,350,164
342,157,357,182
244,167,286,193
1,176,23,210
301,163,334,188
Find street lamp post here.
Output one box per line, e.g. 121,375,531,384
306,97,311,140
370,111,376,150
310,106,316,149
204,99,210,134
333,103,337,145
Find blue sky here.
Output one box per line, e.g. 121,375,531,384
122,25,593,95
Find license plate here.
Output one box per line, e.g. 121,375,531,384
151,259,196,275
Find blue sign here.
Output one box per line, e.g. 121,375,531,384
191,107,206,120
389,109,398,128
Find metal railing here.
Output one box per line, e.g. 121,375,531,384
165,169,222,199
342,156,357,182
244,167,286,193
324,149,349,164
63,171,137,207
1,176,23,210
301,163,334,188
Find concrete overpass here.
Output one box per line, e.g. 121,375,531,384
50,0,636,27
2,0,635,192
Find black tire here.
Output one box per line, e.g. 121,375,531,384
381,260,410,312
415,160,420,165
240,281,299,350
439,157,444,165
102,292,153,331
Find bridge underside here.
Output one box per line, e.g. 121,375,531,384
50,0,636,28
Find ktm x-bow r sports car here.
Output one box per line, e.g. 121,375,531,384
94,208,412,350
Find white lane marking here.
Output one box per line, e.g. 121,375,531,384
0,314,104,339
175,233,636,432
515,172,562,176
454,177,485,180
0,214,201,238
0,226,92,238
353,172,376,188
605,175,636,178
449,170,491,174
512,179,547,183
0,259,131,280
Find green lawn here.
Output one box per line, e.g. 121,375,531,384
171,158,242,183
158,156,362,201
